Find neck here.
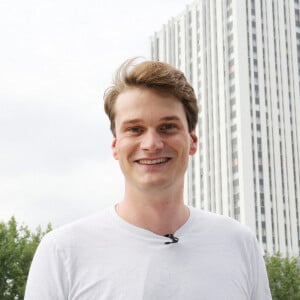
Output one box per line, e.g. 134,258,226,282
115,184,189,235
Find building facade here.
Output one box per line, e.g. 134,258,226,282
150,0,300,257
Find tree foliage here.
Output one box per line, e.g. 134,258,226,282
265,252,300,300
0,217,51,300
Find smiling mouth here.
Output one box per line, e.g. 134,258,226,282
136,158,171,165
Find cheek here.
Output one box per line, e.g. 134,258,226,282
167,137,190,156
112,137,138,160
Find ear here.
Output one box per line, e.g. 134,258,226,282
112,138,118,160
189,132,198,155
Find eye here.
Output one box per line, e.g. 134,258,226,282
127,127,143,134
160,123,176,131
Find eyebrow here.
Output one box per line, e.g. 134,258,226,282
121,119,142,125
160,116,181,122
121,116,181,126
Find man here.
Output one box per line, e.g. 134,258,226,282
25,59,272,299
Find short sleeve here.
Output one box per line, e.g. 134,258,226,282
250,235,272,300
24,233,69,300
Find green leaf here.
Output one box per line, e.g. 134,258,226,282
0,217,52,299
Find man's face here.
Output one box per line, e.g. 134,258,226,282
112,88,197,192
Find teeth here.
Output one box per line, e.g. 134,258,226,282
138,158,168,165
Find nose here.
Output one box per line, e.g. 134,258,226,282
140,129,164,151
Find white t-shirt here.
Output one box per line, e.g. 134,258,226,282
25,206,272,300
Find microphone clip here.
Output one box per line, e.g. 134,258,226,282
164,233,179,244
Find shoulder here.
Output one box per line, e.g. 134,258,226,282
189,207,257,244
187,207,264,263
41,206,115,250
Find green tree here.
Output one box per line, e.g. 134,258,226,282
0,217,51,300
266,252,300,300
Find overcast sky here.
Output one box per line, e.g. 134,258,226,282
0,0,193,230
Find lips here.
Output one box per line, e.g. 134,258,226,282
136,158,170,165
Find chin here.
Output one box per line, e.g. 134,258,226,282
137,179,173,190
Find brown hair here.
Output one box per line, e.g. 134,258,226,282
104,58,199,136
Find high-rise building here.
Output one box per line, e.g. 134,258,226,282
150,0,300,257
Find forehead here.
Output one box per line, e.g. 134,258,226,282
114,88,182,111
114,88,186,123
